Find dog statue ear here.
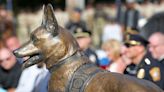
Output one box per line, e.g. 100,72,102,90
42,5,46,25
42,4,58,35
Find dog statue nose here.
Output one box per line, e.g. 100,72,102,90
13,49,20,57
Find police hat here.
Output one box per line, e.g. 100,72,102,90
124,34,149,47
73,7,82,13
73,26,91,38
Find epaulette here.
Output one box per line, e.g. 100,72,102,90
144,58,151,65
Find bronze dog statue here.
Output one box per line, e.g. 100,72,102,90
14,4,163,92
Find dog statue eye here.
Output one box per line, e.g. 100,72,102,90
31,35,38,42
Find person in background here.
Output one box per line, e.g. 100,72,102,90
72,25,99,66
123,0,140,31
102,39,127,73
124,34,164,90
102,16,123,43
0,41,22,92
2,30,20,51
1,30,23,64
0,4,13,22
65,7,87,33
15,63,50,92
149,32,164,65
0,42,7,92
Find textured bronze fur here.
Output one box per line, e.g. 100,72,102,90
14,4,163,92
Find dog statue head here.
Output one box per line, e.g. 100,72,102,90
14,4,79,69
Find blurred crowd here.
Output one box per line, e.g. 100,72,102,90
0,0,164,92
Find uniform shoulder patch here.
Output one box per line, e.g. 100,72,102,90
137,68,145,79
149,67,161,82
89,55,96,63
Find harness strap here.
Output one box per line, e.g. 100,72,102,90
66,63,105,92
48,52,82,73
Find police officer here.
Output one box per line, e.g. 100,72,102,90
72,25,99,66
149,32,164,65
124,34,164,90
65,7,87,34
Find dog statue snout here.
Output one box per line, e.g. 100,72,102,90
13,42,43,69
13,49,20,57
13,41,40,58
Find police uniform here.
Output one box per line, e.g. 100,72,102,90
124,34,148,76
159,58,164,65
72,25,99,66
124,34,164,90
124,63,137,76
83,48,99,65
136,52,164,90
65,8,87,34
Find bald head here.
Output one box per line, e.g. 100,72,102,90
149,32,164,44
0,48,16,70
149,32,164,60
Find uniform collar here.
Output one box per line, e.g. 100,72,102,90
159,55,164,61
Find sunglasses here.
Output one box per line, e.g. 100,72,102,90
125,43,137,47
